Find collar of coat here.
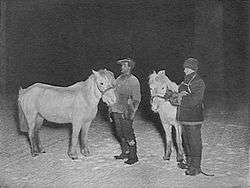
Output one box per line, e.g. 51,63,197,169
184,72,197,84
119,73,132,80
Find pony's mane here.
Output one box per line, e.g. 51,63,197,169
99,69,114,79
88,69,115,88
149,70,178,92
149,72,158,85
85,69,114,96
98,69,115,85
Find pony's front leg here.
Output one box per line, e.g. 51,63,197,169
162,123,172,160
68,120,81,160
174,121,184,162
80,121,91,157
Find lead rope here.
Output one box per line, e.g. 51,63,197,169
200,171,214,176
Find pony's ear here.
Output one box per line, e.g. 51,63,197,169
152,70,156,74
92,70,99,77
158,70,165,75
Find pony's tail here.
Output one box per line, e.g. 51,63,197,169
18,88,28,132
18,87,25,95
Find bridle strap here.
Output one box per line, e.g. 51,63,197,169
101,86,114,95
150,95,166,104
97,85,114,96
150,95,167,112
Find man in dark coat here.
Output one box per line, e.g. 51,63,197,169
109,58,141,165
177,58,206,176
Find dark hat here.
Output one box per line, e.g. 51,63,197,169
117,58,136,70
183,58,199,72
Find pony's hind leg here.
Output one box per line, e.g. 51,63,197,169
28,118,39,157
174,121,184,162
35,115,45,153
80,121,91,157
162,123,172,160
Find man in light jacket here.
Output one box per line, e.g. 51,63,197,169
109,58,141,165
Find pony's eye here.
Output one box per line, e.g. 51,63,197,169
100,82,104,85
162,87,165,90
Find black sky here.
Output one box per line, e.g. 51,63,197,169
5,0,248,99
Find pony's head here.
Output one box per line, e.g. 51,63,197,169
148,70,168,112
148,70,178,112
149,70,168,97
92,69,116,105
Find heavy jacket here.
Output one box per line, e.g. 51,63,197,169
110,73,141,116
177,72,205,125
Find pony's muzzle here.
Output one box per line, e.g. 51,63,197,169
151,105,158,113
102,89,116,106
150,98,158,113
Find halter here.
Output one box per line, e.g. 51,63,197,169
150,94,167,112
150,95,166,104
98,85,115,96
150,86,177,112
95,81,115,97
150,86,174,104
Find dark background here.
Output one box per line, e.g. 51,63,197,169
3,0,249,116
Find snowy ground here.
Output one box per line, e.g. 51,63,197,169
0,93,249,188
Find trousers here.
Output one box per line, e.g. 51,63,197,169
111,112,137,159
181,124,202,169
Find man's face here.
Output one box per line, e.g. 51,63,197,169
184,67,194,75
121,62,131,74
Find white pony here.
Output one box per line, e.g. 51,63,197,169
18,69,116,159
149,70,184,162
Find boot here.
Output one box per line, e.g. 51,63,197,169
114,139,129,160
178,162,189,169
185,156,201,176
124,144,138,165
124,155,138,165
185,166,201,176
191,156,201,170
178,156,191,169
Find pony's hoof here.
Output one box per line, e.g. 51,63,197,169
83,152,90,157
81,150,90,157
163,156,170,161
69,154,78,160
71,156,78,160
31,152,39,157
176,157,184,163
39,148,46,153
68,152,78,160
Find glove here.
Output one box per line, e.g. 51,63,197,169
164,89,174,100
169,91,189,106
169,93,181,106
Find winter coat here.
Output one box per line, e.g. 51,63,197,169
110,73,141,115
177,72,206,125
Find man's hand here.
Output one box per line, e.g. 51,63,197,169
179,91,189,96
169,91,188,106
108,106,113,122
178,91,189,104
169,93,181,106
